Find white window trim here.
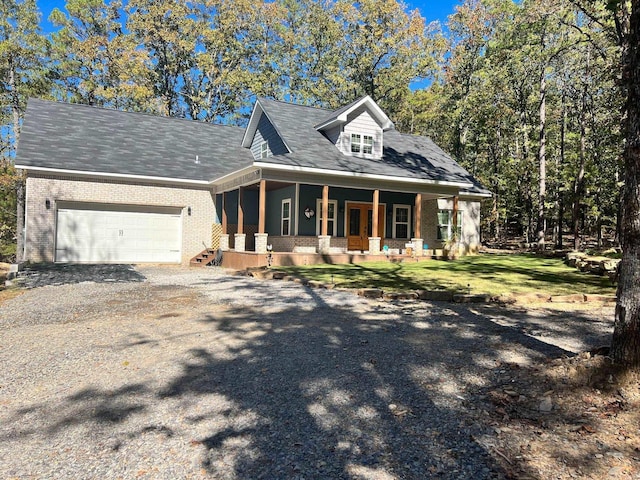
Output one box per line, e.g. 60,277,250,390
349,133,375,157
281,198,291,236
315,199,338,236
260,141,269,159
437,209,463,241
392,204,411,239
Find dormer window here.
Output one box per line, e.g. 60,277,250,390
260,141,268,158
351,134,373,155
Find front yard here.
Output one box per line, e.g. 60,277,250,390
275,253,617,296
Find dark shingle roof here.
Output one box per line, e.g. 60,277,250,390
16,98,254,182
257,98,490,194
17,97,490,196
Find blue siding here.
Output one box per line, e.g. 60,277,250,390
266,185,296,235
250,114,289,159
221,189,259,224
296,186,417,238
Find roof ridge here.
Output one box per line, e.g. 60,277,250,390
257,96,333,112
27,97,246,130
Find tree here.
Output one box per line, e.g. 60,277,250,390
0,0,50,261
50,0,154,110
610,0,640,367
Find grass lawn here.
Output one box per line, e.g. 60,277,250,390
275,253,617,296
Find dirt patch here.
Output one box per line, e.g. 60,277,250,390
472,352,640,479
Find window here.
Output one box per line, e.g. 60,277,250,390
260,141,269,159
350,133,374,155
393,205,411,239
281,199,291,236
316,199,338,236
437,210,463,241
362,135,373,154
350,134,361,153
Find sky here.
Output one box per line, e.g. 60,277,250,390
35,0,462,33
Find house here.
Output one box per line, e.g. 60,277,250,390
15,95,491,268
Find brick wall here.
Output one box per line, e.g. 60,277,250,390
25,174,216,265
422,198,481,253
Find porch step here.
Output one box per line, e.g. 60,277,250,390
190,248,217,267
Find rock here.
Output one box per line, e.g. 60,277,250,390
539,397,553,412
550,294,585,303
417,290,453,301
453,293,491,303
608,466,624,477
358,288,383,299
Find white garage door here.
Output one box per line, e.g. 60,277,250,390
55,205,182,263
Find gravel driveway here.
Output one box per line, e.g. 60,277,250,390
0,266,614,479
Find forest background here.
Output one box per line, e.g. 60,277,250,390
0,0,627,260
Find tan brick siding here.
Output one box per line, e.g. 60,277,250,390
421,198,481,253
25,174,217,265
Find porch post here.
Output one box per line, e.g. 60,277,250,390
321,185,329,236
255,180,268,253
220,192,229,251
235,187,246,252
452,195,459,255
318,185,331,254
412,193,423,256
369,189,381,255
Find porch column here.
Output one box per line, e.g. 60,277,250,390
321,185,329,236
255,180,268,253
452,195,459,254
318,185,331,254
369,189,381,255
412,193,423,256
235,187,246,252
220,192,229,251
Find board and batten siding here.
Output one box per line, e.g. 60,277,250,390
340,107,383,158
250,114,289,159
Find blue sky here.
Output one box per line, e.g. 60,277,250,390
36,0,461,32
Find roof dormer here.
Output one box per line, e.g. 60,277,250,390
315,96,393,160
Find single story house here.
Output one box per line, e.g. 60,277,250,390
15,95,491,267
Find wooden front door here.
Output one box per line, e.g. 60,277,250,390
347,203,385,251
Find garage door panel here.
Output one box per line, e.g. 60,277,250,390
56,208,181,263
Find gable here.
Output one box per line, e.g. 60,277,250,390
341,107,383,158
250,113,289,159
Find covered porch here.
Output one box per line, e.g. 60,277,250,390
211,168,466,269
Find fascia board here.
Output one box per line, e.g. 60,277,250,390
16,165,211,186
255,161,473,190
241,102,264,148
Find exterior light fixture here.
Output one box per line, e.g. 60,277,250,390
187,206,192,216
304,206,315,219
45,199,51,210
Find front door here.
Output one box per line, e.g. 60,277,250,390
347,203,385,251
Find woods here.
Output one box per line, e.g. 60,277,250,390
1,0,639,363
0,0,627,251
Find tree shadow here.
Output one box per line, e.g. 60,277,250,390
0,275,616,479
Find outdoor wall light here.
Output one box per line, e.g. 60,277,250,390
45,199,51,210
187,206,192,216
304,206,315,219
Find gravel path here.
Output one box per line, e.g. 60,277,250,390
0,265,614,479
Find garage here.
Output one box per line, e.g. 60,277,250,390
55,204,182,263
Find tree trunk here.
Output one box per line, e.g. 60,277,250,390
9,60,25,262
537,69,547,249
15,175,25,263
573,91,587,251
611,0,640,367
556,92,567,250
